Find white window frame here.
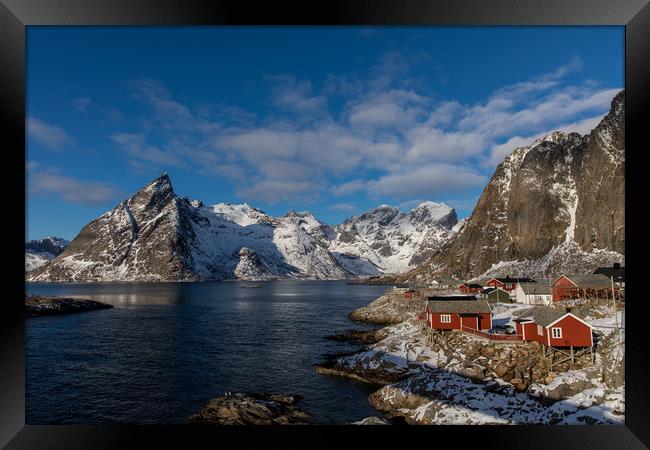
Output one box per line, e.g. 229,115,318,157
537,325,543,336
551,327,562,339
440,314,452,324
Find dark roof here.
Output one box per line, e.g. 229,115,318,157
512,306,588,327
492,277,536,283
459,283,483,288
518,283,552,295
484,288,510,298
555,274,612,289
593,265,625,283
426,298,492,314
427,295,478,301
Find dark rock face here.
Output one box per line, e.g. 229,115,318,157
398,91,625,281
25,295,113,316
188,393,310,425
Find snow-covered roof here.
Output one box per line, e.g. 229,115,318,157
512,306,587,327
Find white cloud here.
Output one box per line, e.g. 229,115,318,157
27,117,74,151
30,170,119,205
267,75,327,114
328,202,358,212
366,164,488,198
235,179,323,204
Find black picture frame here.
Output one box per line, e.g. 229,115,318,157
2,0,649,447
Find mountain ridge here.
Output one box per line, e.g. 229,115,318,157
27,179,458,282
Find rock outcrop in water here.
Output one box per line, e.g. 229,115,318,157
25,295,113,317
188,393,310,425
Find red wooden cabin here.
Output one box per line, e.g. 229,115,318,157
424,297,492,331
551,274,618,302
458,283,483,294
403,289,422,299
512,306,593,348
486,276,535,293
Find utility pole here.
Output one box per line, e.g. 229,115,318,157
611,276,621,347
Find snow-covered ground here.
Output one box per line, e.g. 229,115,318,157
330,301,625,425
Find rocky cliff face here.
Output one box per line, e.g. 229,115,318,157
27,176,457,282
398,90,625,282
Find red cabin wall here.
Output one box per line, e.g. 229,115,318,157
430,312,461,330
547,316,593,347
552,276,577,302
460,315,478,330
522,322,544,344
478,313,492,330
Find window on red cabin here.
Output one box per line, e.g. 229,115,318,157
551,327,562,339
440,314,451,323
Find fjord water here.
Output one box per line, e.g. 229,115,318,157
25,280,388,424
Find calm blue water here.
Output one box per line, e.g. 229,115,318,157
25,280,388,425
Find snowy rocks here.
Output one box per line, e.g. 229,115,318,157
326,328,389,344
348,294,423,325
352,416,390,425
188,393,310,425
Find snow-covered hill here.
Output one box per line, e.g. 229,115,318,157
27,176,458,282
25,237,69,273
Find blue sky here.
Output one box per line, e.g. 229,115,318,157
26,26,623,241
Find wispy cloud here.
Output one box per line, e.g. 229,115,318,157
328,202,358,212
107,54,619,205
29,168,120,205
27,117,74,151
73,97,92,113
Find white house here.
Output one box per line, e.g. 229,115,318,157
515,282,552,305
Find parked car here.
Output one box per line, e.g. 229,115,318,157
488,325,516,335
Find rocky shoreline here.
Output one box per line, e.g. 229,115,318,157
25,295,113,317
315,292,625,425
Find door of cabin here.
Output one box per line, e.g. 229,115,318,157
460,315,478,330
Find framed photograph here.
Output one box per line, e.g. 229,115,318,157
2,0,649,447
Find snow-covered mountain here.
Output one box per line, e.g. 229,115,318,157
329,202,457,275
27,176,458,282
395,90,625,283
25,237,69,273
